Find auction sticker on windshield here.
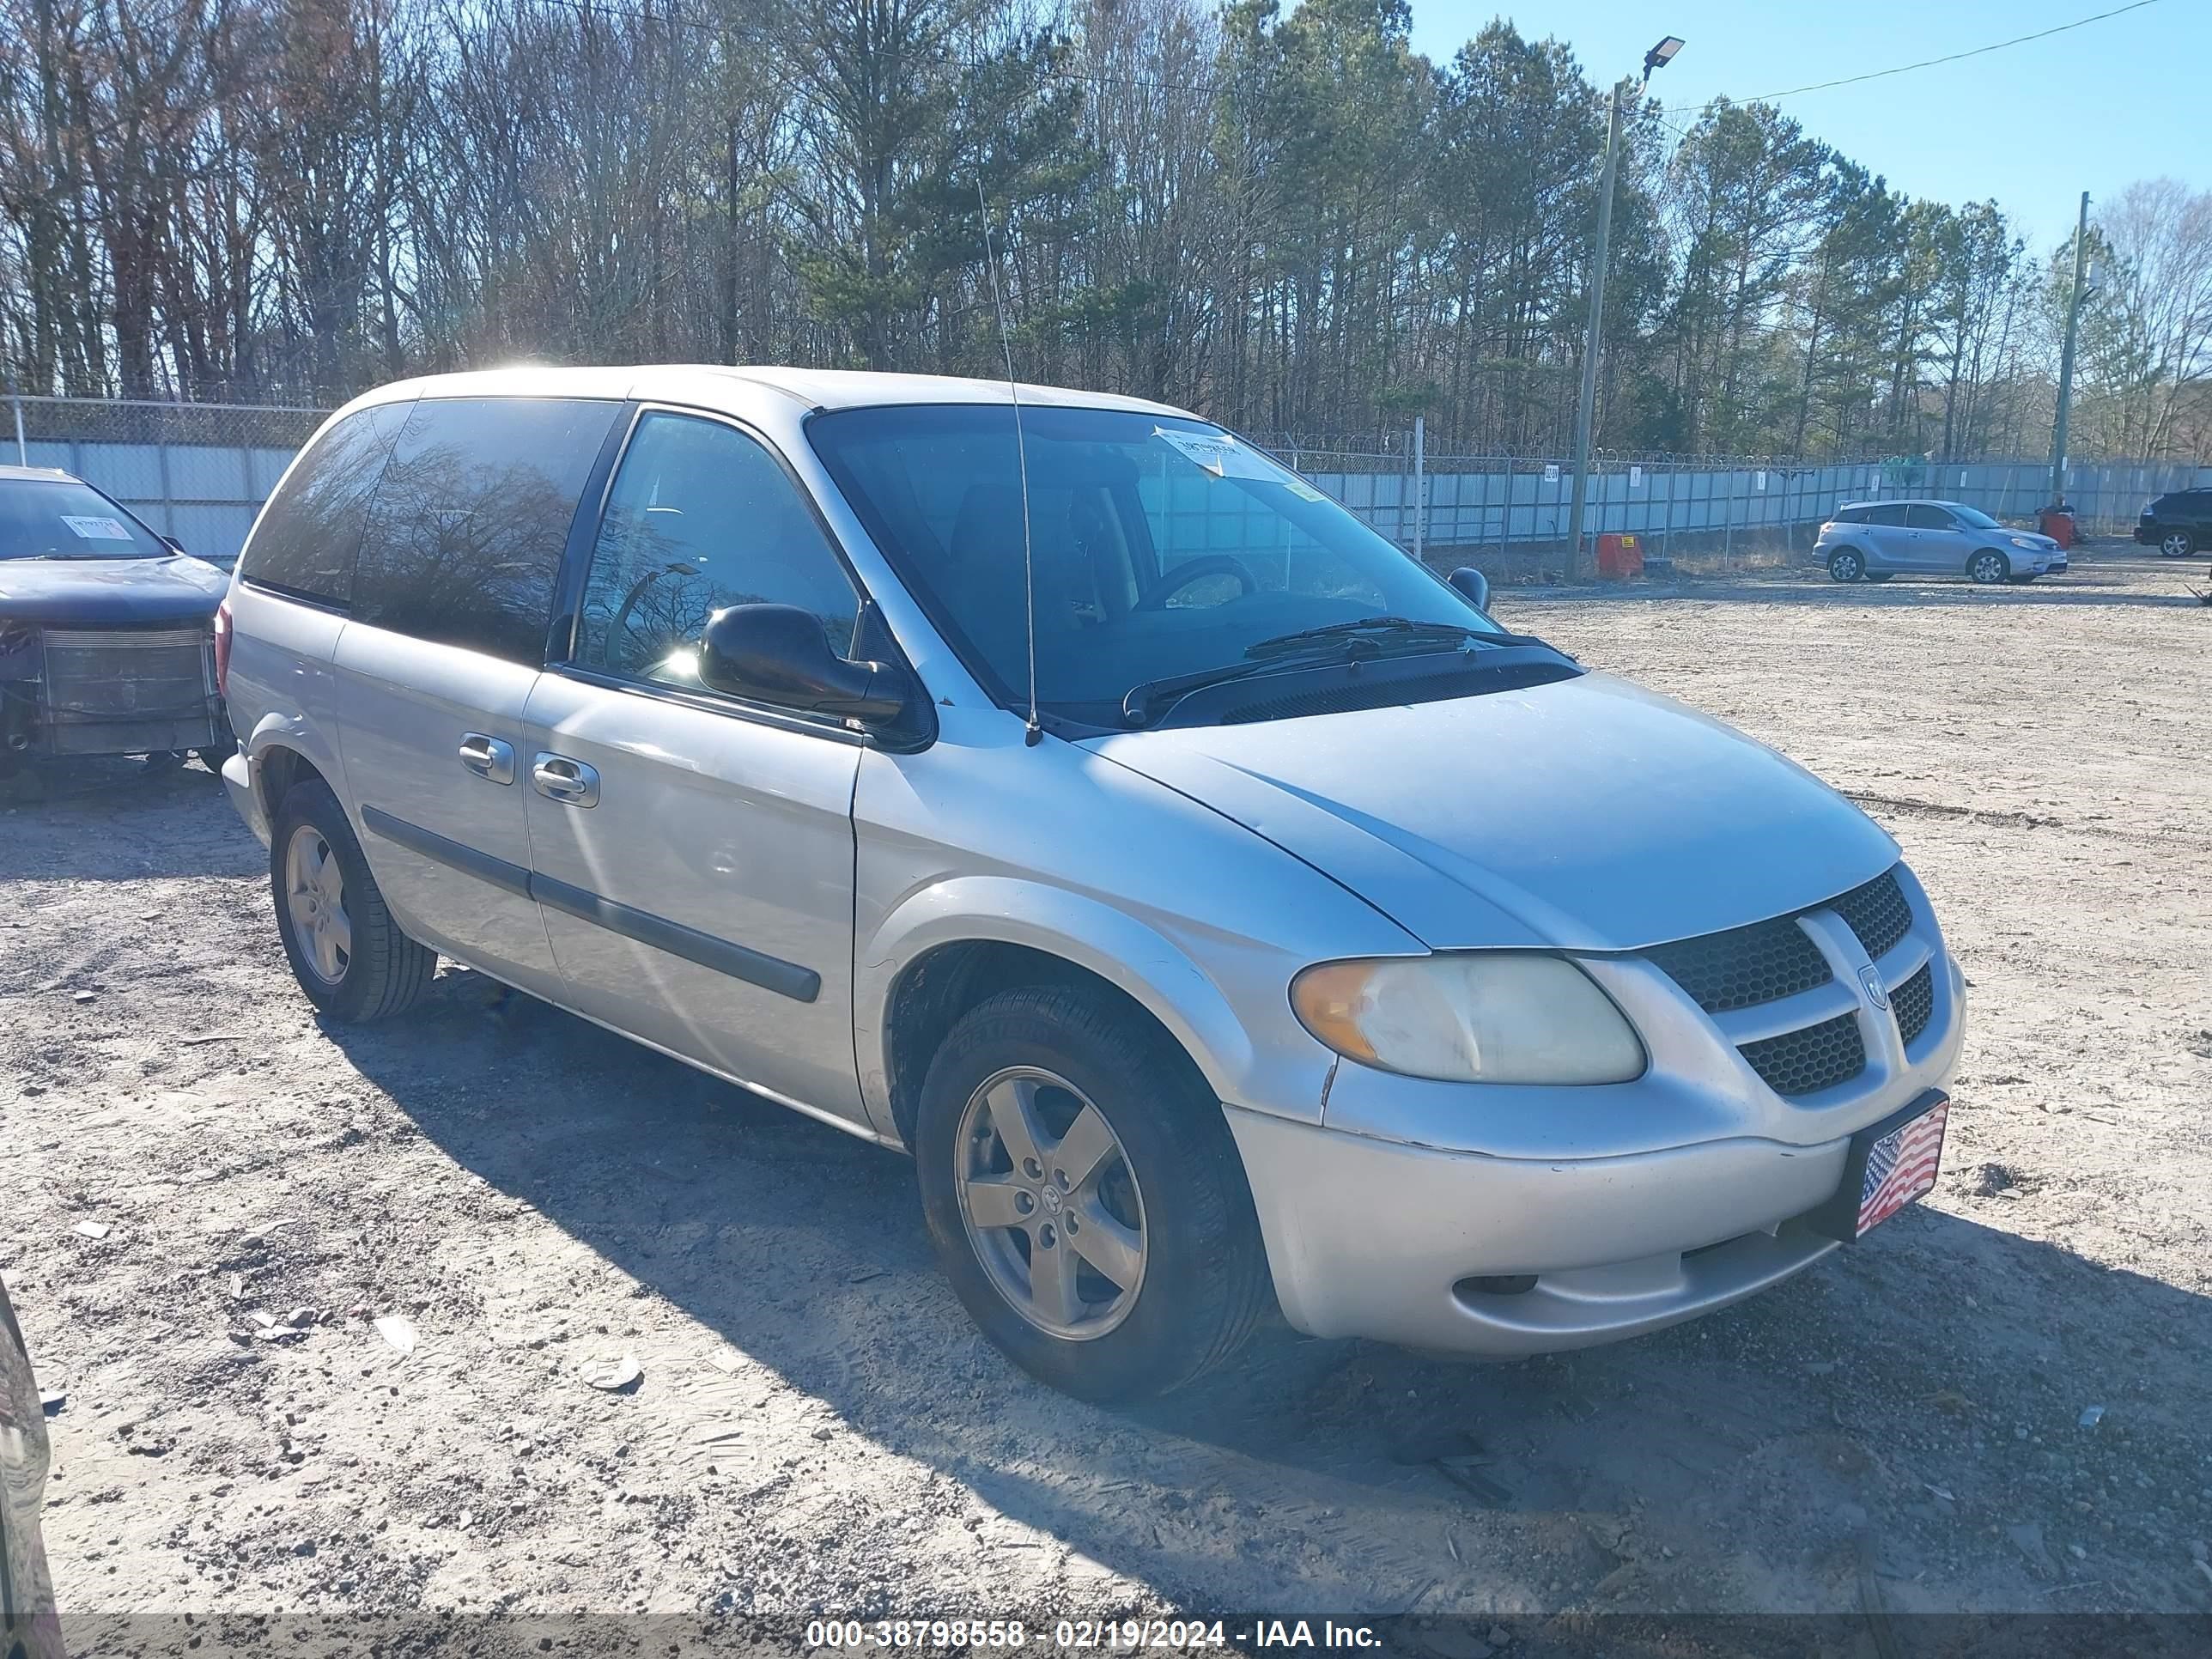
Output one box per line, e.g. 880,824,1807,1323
62,515,132,541
1152,426,1273,482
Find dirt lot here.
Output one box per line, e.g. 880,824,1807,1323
3,544,2209,1650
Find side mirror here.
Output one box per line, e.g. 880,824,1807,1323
1449,565,1490,611
697,603,908,724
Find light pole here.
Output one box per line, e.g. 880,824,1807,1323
1566,34,1681,580
2048,190,2095,510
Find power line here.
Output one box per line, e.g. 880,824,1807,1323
1746,0,2163,101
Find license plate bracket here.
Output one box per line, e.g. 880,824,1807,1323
1800,1090,1949,1243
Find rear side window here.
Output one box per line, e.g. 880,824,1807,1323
354,398,617,665
1865,504,1909,527
238,402,409,605
1832,507,1868,524
1905,505,1954,531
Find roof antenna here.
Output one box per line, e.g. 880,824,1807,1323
975,176,1042,747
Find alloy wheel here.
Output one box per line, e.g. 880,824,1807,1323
2161,531,2195,558
1970,552,2005,584
954,1066,1148,1340
283,823,353,984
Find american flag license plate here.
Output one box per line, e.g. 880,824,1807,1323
1856,1098,1948,1236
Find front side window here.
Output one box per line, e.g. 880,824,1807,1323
808,404,1502,727
352,398,617,665
1906,505,1956,531
0,477,167,562
574,412,860,692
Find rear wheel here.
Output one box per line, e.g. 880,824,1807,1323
1826,549,1866,583
270,779,434,1022
1967,550,2009,585
2160,529,2197,558
915,984,1270,1401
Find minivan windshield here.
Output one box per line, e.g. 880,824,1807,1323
1951,504,2002,529
0,478,167,561
809,404,1504,726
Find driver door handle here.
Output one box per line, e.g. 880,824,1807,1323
459,732,515,785
532,752,600,808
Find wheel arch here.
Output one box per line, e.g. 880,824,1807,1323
242,713,343,826
860,879,1267,1151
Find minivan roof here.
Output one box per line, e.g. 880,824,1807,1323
0,464,74,483
345,364,1192,420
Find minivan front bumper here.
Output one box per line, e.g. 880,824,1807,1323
1225,886,1966,1357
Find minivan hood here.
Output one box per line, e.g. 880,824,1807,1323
1086,672,1899,951
0,555,227,626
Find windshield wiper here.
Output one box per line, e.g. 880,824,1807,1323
1243,615,1486,660
1121,658,1290,726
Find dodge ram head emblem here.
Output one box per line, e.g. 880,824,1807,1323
1858,965,1890,1011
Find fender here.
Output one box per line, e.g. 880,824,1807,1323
854,874,1331,1148
242,709,348,832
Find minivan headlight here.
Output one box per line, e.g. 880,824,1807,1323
2007,535,2041,550
1291,954,1645,1084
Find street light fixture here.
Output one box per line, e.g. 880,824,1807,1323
1566,34,1684,579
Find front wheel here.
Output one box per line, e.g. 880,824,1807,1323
915,985,1271,1402
2160,530,2197,558
270,778,434,1022
1968,550,2009,585
1826,549,1866,583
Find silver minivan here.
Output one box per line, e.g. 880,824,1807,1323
218,368,1964,1401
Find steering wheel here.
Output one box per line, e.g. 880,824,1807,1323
1135,555,1258,611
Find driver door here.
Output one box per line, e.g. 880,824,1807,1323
1906,503,1966,571
523,408,871,1125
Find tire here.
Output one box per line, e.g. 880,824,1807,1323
914,984,1271,1402
2160,530,2197,558
1967,550,2009,585
270,778,434,1022
1826,548,1866,583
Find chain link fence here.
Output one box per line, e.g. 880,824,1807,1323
7,395,326,569
9,395,2208,576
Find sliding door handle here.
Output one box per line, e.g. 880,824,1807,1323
459,732,515,785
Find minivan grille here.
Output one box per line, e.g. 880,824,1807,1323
1738,1011,1867,1097
1641,862,1936,1101
1893,962,1936,1048
1830,869,1911,962
1646,916,1832,1013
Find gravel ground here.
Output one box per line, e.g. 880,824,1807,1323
3,542,2209,1651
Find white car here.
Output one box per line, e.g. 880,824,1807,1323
216,367,1964,1401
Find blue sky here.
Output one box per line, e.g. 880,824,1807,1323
1408,0,2207,251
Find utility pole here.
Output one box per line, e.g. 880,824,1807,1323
1565,81,1624,582
1566,36,1680,580
2049,189,2090,509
